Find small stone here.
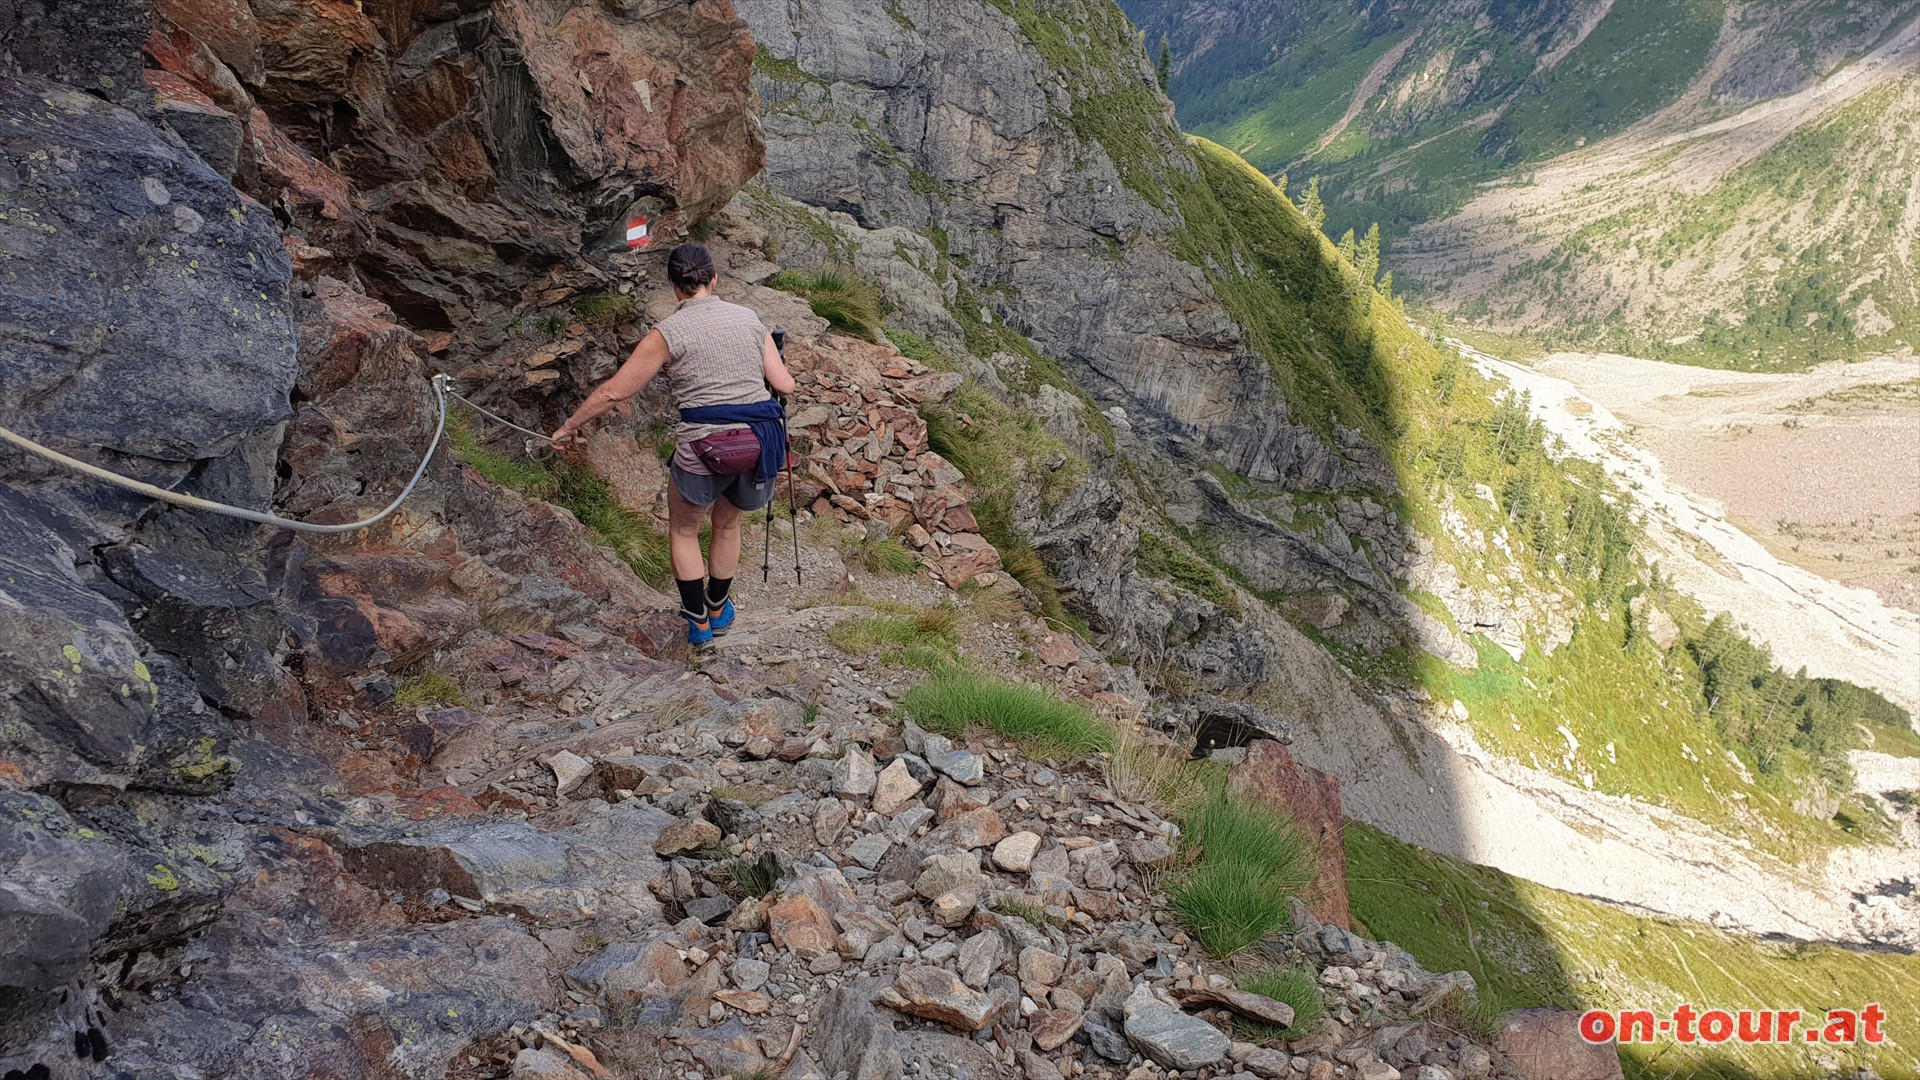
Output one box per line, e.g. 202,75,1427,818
546,750,592,796
845,833,893,870
932,884,980,927
728,958,771,991
1416,1067,1454,1080
654,816,723,855
714,989,772,1015
1244,1049,1291,1078
1082,1017,1132,1063
877,964,1013,1031
835,748,877,796
1122,985,1230,1070
1028,1008,1084,1051
1126,837,1174,866
1017,946,1066,987
929,748,984,785
684,895,736,924
766,893,837,959
993,831,1043,873
809,951,845,974
873,758,924,815
1357,1062,1399,1080
1019,1049,1063,1080
927,807,1007,851
957,930,1005,989
814,798,850,845
915,852,982,899
1458,1045,1492,1080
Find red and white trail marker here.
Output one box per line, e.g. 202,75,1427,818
625,216,651,249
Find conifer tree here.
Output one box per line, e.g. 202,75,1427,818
1358,222,1381,285
1337,228,1357,264
1296,176,1326,231
1274,172,1289,201
1156,36,1171,90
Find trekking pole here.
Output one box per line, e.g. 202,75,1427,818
786,420,802,586
770,328,802,586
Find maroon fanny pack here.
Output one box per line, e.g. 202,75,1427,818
691,428,761,475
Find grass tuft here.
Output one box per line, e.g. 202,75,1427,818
392,671,464,709
1169,793,1315,957
571,292,636,327
902,668,1112,756
767,267,884,341
726,851,783,899
827,607,959,658
1235,966,1325,1041
451,412,674,590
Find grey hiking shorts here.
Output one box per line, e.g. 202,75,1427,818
670,461,777,511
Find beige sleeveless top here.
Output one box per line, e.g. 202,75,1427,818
654,295,772,474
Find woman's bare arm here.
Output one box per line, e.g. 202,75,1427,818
552,328,671,446
762,332,796,397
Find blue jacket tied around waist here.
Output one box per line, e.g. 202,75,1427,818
679,399,788,485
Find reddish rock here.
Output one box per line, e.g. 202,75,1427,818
155,0,264,82
1229,739,1350,930
241,107,372,252
1033,633,1081,669
765,894,836,960
1497,1009,1624,1080
298,277,424,398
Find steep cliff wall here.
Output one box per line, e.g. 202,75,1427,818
735,0,1455,691
0,0,765,1069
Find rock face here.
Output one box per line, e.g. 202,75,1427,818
147,0,764,328
0,1,763,1070
732,0,1429,692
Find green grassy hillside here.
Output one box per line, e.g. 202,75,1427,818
1349,822,1920,1080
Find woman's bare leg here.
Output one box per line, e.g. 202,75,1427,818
708,495,745,581
667,482,710,584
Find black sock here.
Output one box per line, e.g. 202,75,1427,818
676,578,708,620
706,577,733,609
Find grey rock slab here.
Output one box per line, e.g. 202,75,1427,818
928,748,984,785
956,930,1004,989
834,747,877,796
813,978,902,1080
914,852,981,900
728,957,772,991
846,832,893,871
1122,984,1230,1070
992,830,1042,872
0,77,296,464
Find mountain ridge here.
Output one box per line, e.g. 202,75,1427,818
1127,0,1920,369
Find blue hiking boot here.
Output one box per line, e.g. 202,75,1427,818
707,597,736,636
682,609,714,648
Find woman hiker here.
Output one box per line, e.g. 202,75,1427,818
551,243,797,647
